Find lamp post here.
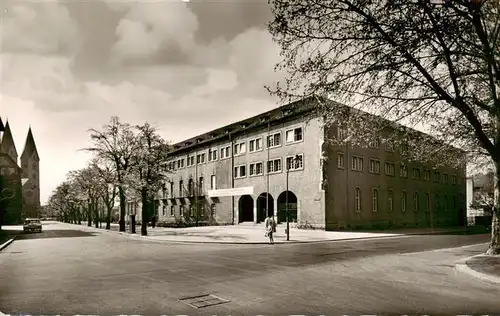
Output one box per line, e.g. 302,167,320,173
286,154,300,241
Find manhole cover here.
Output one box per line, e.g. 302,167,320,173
179,294,230,309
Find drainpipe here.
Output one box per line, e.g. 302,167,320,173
230,132,235,225
266,120,271,223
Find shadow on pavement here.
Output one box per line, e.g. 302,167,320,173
8,229,98,240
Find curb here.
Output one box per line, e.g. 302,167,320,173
455,254,500,284
76,224,411,245
0,237,16,252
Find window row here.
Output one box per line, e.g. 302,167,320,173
336,126,409,154
337,152,459,185
167,127,304,170
162,175,217,198
353,187,462,213
161,203,216,218
234,154,304,179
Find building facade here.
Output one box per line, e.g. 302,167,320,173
154,97,466,230
0,117,41,225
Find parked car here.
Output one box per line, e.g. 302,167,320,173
23,218,42,233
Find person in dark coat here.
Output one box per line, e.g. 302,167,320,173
151,215,156,228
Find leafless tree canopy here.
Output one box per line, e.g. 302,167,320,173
268,0,498,166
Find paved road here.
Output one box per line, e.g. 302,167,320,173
0,222,498,315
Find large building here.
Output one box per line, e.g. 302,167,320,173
132,97,467,230
0,117,41,225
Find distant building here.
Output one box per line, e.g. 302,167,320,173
0,117,41,225
467,172,494,224
137,96,467,230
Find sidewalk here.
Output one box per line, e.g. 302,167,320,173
455,254,500,284
73,222,471,244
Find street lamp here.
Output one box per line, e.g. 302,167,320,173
286,154,300,241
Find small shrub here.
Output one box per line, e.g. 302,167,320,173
296,220,316,230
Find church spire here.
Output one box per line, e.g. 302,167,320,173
0,121,18,161
21,126,39,162
0,117,5,132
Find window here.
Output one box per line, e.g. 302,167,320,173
162,205,166,216
177,160,181,169
355,187,361,213
400,164,408,178
187,156,194,166
425,193,430,211
267,132,282,148
385,140,395,152
286,127,303,143
433,171,440,182
424,169,430,181
249,162,264,176
189,205,194,217
249,138,263,152
388,190,394,212
199,177,204,194
451,175,457,185
369,138,380,149
351,156,363,171
372,188,379,212
435,193,440,212
413,192,419,212
234,165,247,178
234,142,246,155
170,205,175,216
208,148,217,162
286,154,304,171
336,125,345,140
385,162,395,176
412,168,421,179
170,182,174,198
400,143,409,155
179,180,183,197
162,184,167,198
196,154,201,164
443,194,448,211
180,205,184,217
337,152,345,168
210,175,216,190
200,203,205,217
443,173,449,184
401,191,407,212
188,179,194,196
220,146,231,159
369,159,380,174
267,158,282,173
210,203,216,218
453,195,457,209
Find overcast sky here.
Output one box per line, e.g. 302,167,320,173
0,0,288,204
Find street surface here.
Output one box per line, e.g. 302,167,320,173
0,222,498,315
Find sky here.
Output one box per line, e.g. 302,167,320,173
0,0,287,205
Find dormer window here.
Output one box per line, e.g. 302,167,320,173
241,123,248,128
225,129,231,134
210,133,217,138
197,138,203,143
185,142,192,146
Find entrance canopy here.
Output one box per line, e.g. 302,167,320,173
208,186,254,198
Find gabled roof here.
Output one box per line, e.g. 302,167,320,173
0,121,18,158
21,127,39,161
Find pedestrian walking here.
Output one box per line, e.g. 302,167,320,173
265,215,276,244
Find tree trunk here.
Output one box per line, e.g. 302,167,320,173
106,205,112,230
141,189,148,236
118,186,126,232
87,201,92,227
487,162,500,255
94,201,99,228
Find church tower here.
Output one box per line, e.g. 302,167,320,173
21,127,40,218
0,121,19,163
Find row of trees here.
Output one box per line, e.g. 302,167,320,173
47,117,170,236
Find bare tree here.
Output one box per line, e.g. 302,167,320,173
130,123,171,236
84,117,139,232
268,0,500,254
69,167,101,227
91,158,118,230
